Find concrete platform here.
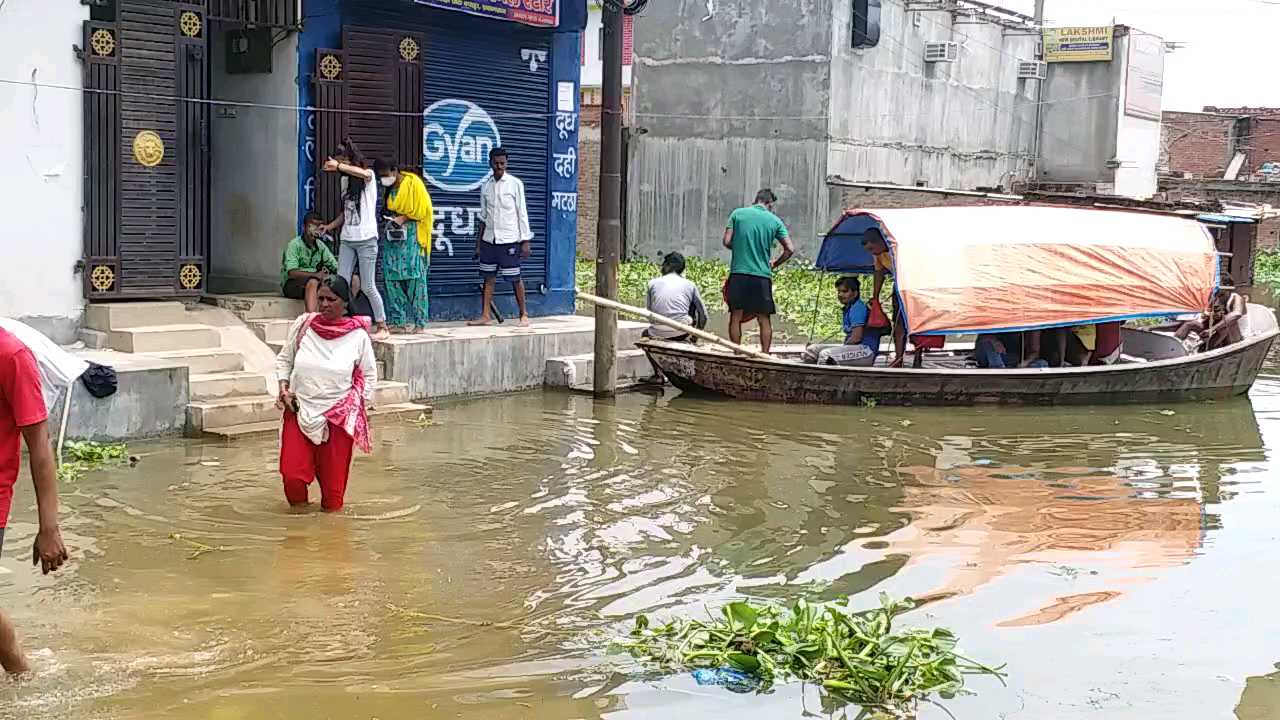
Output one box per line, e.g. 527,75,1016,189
545,349,652,391
375,315,647,400
55,350,189,442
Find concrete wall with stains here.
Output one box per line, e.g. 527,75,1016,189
826,0,1038,191
209,31,301,293
627,0,834,261
0,0,90,342
627,0,1041,262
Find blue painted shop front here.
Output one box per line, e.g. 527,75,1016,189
296,0,585,321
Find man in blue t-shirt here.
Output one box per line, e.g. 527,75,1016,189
802,276,881,366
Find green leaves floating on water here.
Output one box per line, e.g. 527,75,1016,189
617,594,1005,717
58,441,129,481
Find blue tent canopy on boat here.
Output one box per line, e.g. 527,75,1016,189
813,211,885,274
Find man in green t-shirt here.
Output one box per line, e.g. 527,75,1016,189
281,212,339,312
723,189,795,353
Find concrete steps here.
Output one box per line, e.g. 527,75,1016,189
204,294,303,321
190,371,271,401
146,348,245,374
84,301,189,331
186,380,413,434
201,402,432,439
247,318,293,345
108,324,223,353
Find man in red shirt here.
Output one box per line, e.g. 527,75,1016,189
0,327,68,674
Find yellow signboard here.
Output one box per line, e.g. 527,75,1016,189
1043,26,1114,63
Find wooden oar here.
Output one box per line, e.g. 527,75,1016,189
577,291,773,361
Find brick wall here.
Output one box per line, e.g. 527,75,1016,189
577,125,600,258
1249,116,1280,174
1161,111,1238,178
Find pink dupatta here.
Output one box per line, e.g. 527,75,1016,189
297,313,373,453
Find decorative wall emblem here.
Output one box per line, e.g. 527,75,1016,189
90,29,116,57
319,54,342,80
90,265,116,293
399,37,420,62
179,264,202,290
179,11,203,38
133,131,165,167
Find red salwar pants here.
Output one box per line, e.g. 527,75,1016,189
279,410,354,511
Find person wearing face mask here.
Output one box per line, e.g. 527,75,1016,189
374,158,433,333
321,139,391,340
280,212,339,313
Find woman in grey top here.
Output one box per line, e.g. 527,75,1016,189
322,139,391,340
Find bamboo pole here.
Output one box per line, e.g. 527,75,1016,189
577,291,774,361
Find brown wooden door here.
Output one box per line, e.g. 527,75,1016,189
83,0,210,300
312,27,425,222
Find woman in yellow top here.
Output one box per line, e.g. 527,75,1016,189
374,159,434,333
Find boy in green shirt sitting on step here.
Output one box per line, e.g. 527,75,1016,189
281,212,339,313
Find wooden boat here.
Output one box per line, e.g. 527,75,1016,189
638,317,1278,406
630,205,1280,406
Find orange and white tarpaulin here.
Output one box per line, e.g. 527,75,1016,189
859,206,1218,336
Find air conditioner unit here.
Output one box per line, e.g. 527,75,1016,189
924,42,959,63
1017,60,1047,80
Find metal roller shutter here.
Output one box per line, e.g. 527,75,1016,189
421,23,552,297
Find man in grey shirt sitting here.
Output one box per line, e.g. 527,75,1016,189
644,252,708,382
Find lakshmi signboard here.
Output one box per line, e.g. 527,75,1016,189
415,0,559,27
1042,26,1113,63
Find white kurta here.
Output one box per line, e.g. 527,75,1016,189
274,315,377,445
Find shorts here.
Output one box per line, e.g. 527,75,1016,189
478,241,522,279
726,273,775,315
282,276,317,299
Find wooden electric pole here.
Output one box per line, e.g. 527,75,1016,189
593,1,625,397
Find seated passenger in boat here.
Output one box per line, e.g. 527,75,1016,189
644,252,707,342
1175,281,1247,351
642,252,707,383
802,276,879,366
975,331,1048,369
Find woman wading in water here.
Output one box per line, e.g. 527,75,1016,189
274,276,377,511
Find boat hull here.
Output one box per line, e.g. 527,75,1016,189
639,332,1279,406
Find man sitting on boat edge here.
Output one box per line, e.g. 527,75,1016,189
642,252,708,383
802,276,880,367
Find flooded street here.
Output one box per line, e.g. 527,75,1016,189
4,354,1280,719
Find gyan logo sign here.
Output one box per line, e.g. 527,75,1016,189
422,99,501,192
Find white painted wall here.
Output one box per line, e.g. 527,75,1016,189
580,4,632,89
1113,31,1163,199
209,29,301,292
0,0,89,342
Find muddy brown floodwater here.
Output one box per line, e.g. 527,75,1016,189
3,350,1280,719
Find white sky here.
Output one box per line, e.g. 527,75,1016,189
998,0,1280,111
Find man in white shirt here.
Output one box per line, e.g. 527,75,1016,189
470,147,534,327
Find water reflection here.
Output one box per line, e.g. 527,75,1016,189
0,376,1275,719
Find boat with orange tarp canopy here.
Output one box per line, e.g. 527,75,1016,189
636,205,1278,406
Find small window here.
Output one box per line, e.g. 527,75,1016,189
852,0,881,49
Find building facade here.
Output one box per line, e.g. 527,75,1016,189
626,0,1042,260
0,0,585,339
1035,26,1167,200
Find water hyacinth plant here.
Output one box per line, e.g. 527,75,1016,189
616,594,1005,718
